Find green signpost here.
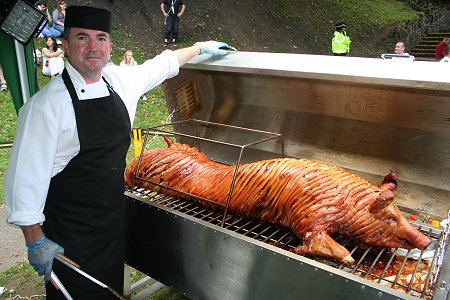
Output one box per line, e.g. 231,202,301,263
0,0,41,114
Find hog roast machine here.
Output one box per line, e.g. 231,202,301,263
125,52,450,300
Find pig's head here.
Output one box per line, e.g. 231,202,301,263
360,191,432,250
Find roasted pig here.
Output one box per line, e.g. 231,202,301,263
125,136,432,263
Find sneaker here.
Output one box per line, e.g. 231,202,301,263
56,39,62,45
0,82,7,92
163,39,168,47
172,39,177,47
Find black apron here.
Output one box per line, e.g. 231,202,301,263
42,69,131,299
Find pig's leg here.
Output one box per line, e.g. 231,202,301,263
294,231,355,264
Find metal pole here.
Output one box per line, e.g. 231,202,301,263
14,40,31,104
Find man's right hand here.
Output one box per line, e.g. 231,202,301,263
26,235,64,283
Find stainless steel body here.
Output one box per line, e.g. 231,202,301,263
125,52,450,299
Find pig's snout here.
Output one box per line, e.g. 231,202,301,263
395,210,432,250
404,224,432,250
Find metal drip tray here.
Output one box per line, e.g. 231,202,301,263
125,187,449,300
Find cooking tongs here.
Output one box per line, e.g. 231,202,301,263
54,254,126,300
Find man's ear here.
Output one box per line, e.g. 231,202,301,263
62,38,69,56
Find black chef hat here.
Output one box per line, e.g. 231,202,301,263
335,21,346,29
65,6,112,34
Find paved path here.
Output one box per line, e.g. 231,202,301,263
0,206,27,272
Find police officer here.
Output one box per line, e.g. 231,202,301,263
332,21,351,56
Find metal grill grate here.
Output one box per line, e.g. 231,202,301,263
128,187,447,299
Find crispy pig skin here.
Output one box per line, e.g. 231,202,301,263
125,137,432,264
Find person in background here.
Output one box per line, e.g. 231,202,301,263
0,63,7,92
332,21,351,56
394,41,408,55
105,52,114,67
4,5,228,298
42,35,65,78
440,44,450,63
37,1,61,38
119,50,146,99
161,0,185,47
52,0,66,35
435,37,449,61
392,41,415,61
119,49,138,67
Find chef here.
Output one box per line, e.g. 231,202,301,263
4,5,229,298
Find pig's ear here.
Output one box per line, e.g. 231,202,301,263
369,190,394,213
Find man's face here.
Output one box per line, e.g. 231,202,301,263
38,4,46,11
62,28,113,83
394,42,405,54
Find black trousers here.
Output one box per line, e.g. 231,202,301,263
164,16,180,41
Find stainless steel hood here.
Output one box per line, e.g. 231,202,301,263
125,51,450,300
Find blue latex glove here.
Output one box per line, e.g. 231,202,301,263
195,41,229,55
26,235,64,283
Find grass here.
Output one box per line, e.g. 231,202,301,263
0,262,46,299
273,0,422,53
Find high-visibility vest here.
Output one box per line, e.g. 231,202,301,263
332,31,351,54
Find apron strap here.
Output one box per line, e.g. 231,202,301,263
62,69,79,102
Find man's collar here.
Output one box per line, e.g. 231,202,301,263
65,62,104,85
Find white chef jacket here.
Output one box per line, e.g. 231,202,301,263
5,50,179,226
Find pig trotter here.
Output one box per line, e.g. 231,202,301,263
295,231,355,264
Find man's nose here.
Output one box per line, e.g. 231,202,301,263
87,39,99,50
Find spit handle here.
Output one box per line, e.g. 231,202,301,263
55,254,126,300
51,271,73,300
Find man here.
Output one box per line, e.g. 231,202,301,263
332,22,351,56
435,37,449,61
392,41,414,61
36,1,61,38
4,5,228,298
440,44,450,63
394,41,406,55
161,0,185,46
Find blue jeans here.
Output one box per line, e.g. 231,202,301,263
40,25,61,38
53,24,64,35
